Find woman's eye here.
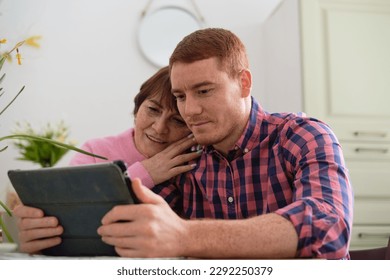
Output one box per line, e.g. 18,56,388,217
148,106,160,113
172,118,186,126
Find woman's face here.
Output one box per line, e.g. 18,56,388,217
134,97,191,158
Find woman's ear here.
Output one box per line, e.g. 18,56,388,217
240,69,252,97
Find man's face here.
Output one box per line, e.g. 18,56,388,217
170,57,250,154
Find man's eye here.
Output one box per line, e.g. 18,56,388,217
199,88,211,95
174,94,185,102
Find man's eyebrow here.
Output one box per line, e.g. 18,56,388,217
172,81,214,93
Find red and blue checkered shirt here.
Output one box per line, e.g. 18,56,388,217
154,98,353,259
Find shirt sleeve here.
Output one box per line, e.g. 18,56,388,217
275,119,353,259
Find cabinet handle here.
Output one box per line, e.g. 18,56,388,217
358,232,390,239
353,131,387,138
354,147,388,154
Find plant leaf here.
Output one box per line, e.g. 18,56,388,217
0,85,25,116
0,215,14,243
0,56,5,71
0,134,108,160
0,200,12,216
0,73,5,84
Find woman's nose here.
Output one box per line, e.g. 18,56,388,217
152,118,169,134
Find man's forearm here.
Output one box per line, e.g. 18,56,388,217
180,213,298,259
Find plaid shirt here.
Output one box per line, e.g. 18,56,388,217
153,97,353,259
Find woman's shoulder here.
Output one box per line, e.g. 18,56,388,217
84,128,134,148
70,128,135,165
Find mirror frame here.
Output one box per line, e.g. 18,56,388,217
137,5,203,67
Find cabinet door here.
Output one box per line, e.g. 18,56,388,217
300,0,390,139
300,0,390,249
351,225,390,250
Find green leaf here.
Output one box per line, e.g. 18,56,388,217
0,134,107,160
0,85,25,116
0,56,5,71
0,215,14,243
0,200,12,216
0,202,14,243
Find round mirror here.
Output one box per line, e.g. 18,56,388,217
137,6,202,67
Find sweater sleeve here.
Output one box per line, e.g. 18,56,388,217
69,142,104,165
126,162,155,189
69,139,155,189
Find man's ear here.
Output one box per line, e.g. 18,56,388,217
240,69,252,97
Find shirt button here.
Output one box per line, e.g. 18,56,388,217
244,148,249,153
227,196,234,203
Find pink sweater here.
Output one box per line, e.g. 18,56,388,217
69,128,154,188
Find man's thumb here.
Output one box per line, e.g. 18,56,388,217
131,178,164,205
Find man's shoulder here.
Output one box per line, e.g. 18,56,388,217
261,111,336,141
266,111,327,128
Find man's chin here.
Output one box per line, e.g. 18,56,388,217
193,134,215,146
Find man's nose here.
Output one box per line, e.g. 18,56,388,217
183,95,202,117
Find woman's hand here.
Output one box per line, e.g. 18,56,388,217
141,134,201,185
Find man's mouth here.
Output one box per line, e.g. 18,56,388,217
189,120,210,128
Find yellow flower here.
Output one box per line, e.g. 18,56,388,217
16,48,22,65
24,36,42,48
0,36,41,64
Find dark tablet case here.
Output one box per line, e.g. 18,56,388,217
8,161,136,257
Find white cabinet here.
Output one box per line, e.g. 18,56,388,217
300,0,390,249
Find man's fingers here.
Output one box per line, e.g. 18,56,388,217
13,204,44,219
19,237,62,254
100,178,166,225
18,216,59,231
131,178,165,205
18,226,63,243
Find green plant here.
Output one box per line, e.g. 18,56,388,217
12,121,75,167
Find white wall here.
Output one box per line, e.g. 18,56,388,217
0,0,301,199
262,0,302,113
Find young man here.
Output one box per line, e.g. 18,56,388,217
98,28,353,259
15,28,353,259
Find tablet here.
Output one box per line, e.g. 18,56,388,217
8,160,137,257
